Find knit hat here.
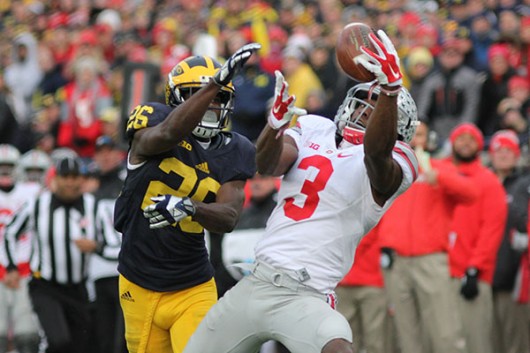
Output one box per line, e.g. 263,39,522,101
488,44,510,62
407,46,434,69
488,129,520,156
449,123,484,151
508,76,530,92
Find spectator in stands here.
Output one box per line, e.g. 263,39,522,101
404,46,435,104
468,11,499,73
416,39,479,150
497,76,530,145
0,71,21,146
56,56,112,158
477,44,517,139
229,30,275,142
280,45,323,112
4,31,42,126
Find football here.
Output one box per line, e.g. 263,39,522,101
336,22,377,82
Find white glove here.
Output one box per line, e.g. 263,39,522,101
512,230,529,252
143,195,196,229
354,30,402,88
214,42,262,86
268,70,307,130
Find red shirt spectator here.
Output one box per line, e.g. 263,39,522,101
339,226,383,287
379,157,478,256
448,124,507,283
57,56,112,158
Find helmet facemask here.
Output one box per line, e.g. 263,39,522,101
334,83,418,143
165,56,235,139
335,85,377,136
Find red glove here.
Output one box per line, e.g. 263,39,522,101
268,70,307,130
354,30,402,88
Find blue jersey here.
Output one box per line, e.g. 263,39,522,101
115,102,256,291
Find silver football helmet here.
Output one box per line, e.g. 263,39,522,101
165,56,235,139
334,83,418,143
18,149,52,184
0,144,20,186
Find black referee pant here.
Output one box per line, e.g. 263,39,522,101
94,276,127,353
29,278,91,353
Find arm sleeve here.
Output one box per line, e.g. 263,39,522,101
436,161,479,204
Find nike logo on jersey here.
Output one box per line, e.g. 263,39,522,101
337,152,354,158
195,162,210,174
120,291,135,302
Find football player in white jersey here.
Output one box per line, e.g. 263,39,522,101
148,29,419,353
0,144,41,353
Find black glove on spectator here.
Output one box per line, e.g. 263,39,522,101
460,267,479,300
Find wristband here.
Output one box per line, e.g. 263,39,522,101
379,86,402,97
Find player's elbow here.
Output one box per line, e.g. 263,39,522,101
207,217,239,234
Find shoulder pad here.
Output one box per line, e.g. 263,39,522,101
392,141,419,182
125,102,172,140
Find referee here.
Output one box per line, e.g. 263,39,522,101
4,155,99,353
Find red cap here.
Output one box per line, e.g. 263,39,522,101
398,11,422,31
488,43,510,61
489,129,520,156
449,123,484,150
508,76,530,91
79,29,97,45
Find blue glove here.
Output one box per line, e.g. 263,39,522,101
143,195,196,229
213,43,261,86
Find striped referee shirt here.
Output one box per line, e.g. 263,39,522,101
4,190,97,285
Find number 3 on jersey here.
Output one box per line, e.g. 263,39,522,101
284,155,333,221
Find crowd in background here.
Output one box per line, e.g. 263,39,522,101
3,0,530,161
1,0,530,352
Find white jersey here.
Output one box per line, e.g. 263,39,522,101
0,182,41,276
254,115,418,294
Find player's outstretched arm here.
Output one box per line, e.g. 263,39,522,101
256,71,305,176
356,30,404,205
131,43,261,162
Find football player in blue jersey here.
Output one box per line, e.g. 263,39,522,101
114,43,261,353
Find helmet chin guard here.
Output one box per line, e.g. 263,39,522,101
193,111,221,138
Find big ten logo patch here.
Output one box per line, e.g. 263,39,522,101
179,140,192,151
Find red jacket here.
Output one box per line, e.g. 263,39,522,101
339,225,383,287
449,159,507,284
378,158,479,256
